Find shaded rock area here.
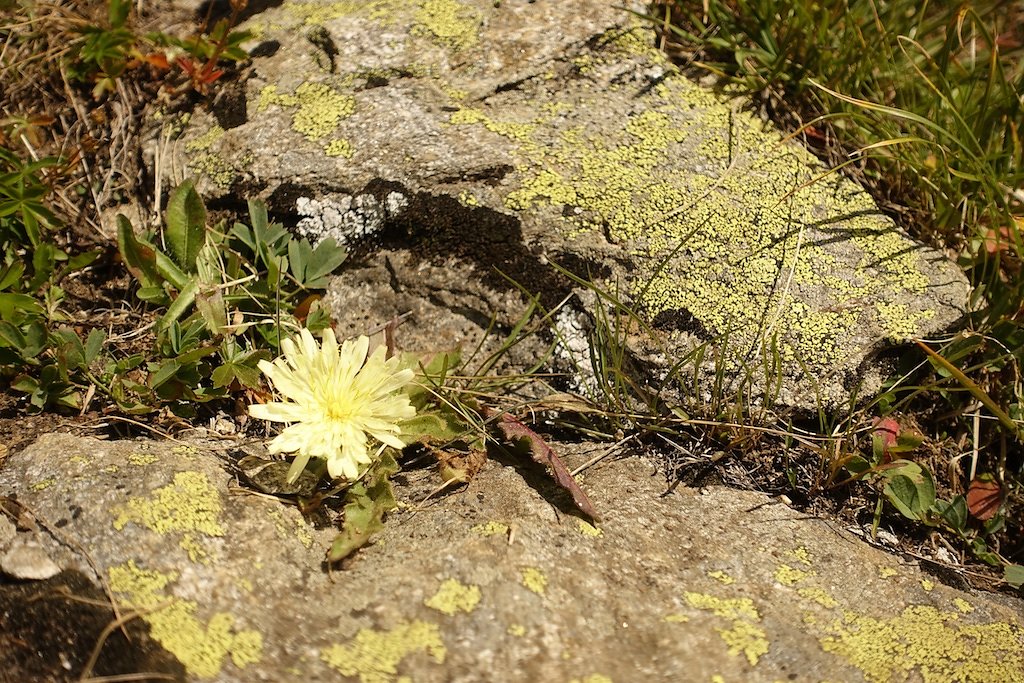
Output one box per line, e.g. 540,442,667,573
150,0,972,410
2,433,1023,682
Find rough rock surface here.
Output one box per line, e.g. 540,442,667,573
151,0,971,409
2,433,1023,682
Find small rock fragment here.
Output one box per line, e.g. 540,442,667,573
1,540,61,580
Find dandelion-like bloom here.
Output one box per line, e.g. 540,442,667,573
249,328,416,481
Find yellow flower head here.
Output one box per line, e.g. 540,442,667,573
249,328,416,481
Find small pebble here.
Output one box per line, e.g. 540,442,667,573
1,540,61,580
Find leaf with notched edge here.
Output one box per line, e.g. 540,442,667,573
483,407,600,521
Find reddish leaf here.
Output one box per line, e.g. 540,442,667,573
872,416,900,462
967,476,1002,521
483,407,600,521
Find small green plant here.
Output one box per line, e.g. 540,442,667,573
67,0,253,97
114,180,347,415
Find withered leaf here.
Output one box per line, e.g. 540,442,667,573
483,407,600,521
966,475,1002,521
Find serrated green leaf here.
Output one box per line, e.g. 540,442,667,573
327,455,399,563
165,180,206,272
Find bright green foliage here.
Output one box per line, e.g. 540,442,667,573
115,182,348,415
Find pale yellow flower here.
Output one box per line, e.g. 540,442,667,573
249,328,416,481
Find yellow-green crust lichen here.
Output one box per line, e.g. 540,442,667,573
443,36,952,376
321,620,446,683
774,564,812,586
820,604,1024,683
425,578,481,615
108,560,262,679
259,81,355,140
684,592,769,666
112,471,225,562
471,520,509,536
521,567,548,595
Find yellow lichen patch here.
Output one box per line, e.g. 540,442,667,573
684,593,759,621
321,620,446,683
797,587,839,609
820,605,1024,683
458,190,479,207
412,0,481,52
108,561,262,679
507,623,526,637
185,125,224,152
128,451,159,466
717,620,770,666
324,138,354,157
879,566,899,579
259,81,356,141
100,464,119,474
521,567,548,595
30,478,56,491
425,578,481,616
685,592,769,666
953,598,974,614
569,675,614,683
577,519,602,537
663,614,690,624
774,564,812,586
471,521,509,536
788,546,813,566
707,570,735,585
188,152,236,189
447,62,947,374
112,471,225,562
920,579,935,592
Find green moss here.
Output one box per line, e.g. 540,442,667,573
321,620,446,683
112,471,225,562
425,578,481,615
820,605,1024,683
108,561,263,679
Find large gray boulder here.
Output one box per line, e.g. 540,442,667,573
2,433,1023,681
151,0,970,410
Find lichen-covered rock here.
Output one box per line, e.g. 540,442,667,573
153,0,970,409
2,433,1023,682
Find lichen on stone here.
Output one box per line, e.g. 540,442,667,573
112,471,225,562
108,560,263,679
425,578,481,615
820,604,1024,683
521,567,548,595
685,592,769,666
321,620,446,683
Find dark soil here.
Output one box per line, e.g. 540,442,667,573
0,570,185,683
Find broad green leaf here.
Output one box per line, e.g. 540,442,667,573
157,279,199,331
109,0,130,28
0,293,44,320
117,214,162,287
304,237,347,285
165,180,206,272
1004,564,1024,589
